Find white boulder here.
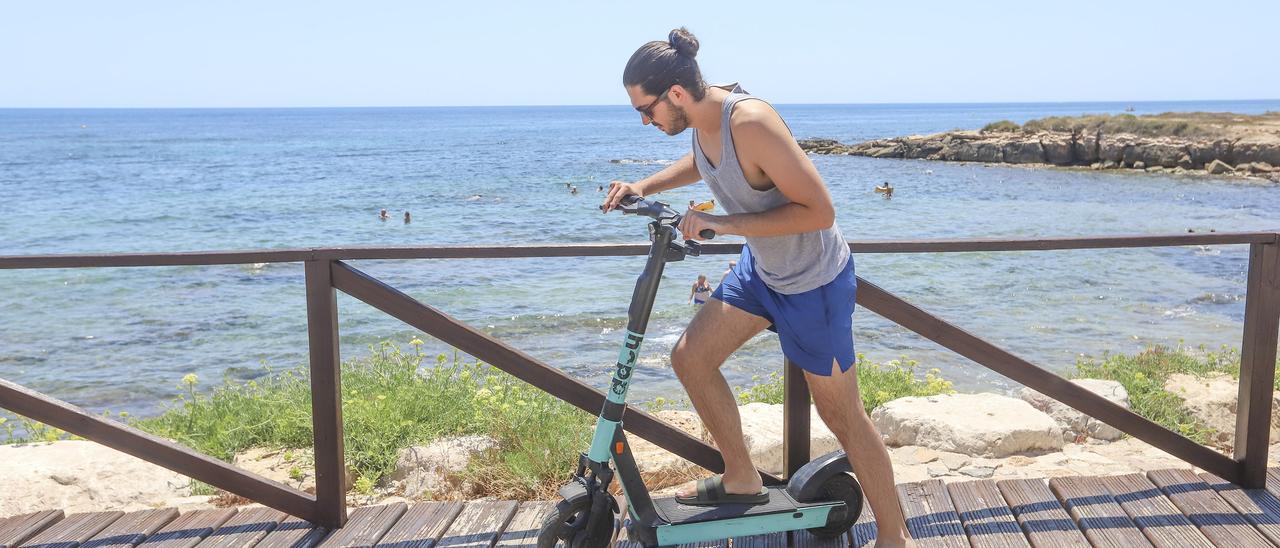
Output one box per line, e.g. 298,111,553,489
872,393,1064,457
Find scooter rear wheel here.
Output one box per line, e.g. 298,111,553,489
806,472,864,538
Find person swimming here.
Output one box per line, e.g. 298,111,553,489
689,274,713,305
874,181,894,198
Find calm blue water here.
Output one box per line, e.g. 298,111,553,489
2,100,1279,417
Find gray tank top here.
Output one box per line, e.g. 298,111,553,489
692,85,850,295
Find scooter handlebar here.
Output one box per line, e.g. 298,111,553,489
601,195,716,240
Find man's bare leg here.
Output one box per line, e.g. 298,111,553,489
806,361,915,547
670,296,771,497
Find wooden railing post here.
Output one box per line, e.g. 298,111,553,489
783,358,811,479
305,260,347,528
1236,240,1280,488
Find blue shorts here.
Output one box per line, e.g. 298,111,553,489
712,246,857,376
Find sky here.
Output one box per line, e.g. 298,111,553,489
2,0,1277,108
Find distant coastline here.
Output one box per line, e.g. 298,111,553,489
800,112,1280,182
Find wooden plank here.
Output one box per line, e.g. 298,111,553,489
1049,476,1151,547
1266,467,1280,501
1200,471,1280,546
433,502,518,548
849,498,878,548
375,502,464,548
1147,468,1274,547
20,512,123,548
897,480,966,548
788,529,843,548
137,509,237,548
945,480,1029,548
0,511,64,548
252,516,327,548
194,507,286,548
996,479,1089,548
315,503,406,548
81,509,180,548
1097,473,1212,547
493,502,553,548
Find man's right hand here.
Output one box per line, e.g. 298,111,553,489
602,180,642,213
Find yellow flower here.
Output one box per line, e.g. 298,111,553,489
182,373,198,386
410,338,424,346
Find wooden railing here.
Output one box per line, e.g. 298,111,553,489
1,231,1277,530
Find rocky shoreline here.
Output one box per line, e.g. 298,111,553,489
798,119,1280,183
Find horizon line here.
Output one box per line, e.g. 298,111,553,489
2,98,1279,111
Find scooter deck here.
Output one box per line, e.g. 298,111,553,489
652,486,837,524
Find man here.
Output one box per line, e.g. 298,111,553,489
602,28,914,547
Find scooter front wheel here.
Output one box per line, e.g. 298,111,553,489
806,472,864,538
537,497,616,548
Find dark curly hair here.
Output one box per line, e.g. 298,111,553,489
622,27,707,101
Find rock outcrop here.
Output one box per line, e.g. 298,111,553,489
1163,373,1280,446
871,393,1064,457
799,126,1280,183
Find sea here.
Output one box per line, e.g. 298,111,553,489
2,99,1279,418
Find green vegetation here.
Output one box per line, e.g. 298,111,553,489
981,120,1020,133
1015,111,1280,138
1069,344,1277,446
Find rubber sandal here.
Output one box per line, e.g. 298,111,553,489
673,475,770,506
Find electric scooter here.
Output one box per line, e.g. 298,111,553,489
537,196,863,547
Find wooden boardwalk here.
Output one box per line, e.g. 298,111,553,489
8,468,1280,548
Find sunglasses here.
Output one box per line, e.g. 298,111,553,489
635,87,671,120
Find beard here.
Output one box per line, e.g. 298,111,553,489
659,103,691,136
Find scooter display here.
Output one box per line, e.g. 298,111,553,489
536,196,863,547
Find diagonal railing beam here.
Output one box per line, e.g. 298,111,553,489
0,379,319,521
853,276,1240,483
328,260,785,485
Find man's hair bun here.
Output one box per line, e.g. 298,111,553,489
668,27,699,58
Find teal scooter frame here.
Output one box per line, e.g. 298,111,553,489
537,196,863,547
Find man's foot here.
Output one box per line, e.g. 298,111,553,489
674,474,767,506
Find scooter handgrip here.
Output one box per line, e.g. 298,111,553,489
699,229,716,239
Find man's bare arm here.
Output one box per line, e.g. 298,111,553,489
680,108,835,239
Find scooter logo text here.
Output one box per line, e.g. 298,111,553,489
610,331,643,396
